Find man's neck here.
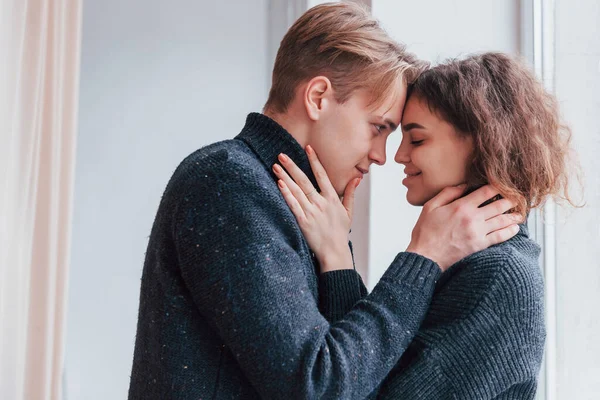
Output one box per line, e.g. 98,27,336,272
263,109,309,149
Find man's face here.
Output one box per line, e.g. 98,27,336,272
308,84,406,195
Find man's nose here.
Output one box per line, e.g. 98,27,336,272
369,142,387,166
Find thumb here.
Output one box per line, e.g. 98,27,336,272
342,178,360,219
426,184,467,209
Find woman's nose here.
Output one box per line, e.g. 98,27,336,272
394,142,410,164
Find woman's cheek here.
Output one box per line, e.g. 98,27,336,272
412,147,433,175
410,147,424,166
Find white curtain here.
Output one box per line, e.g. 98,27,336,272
0,0,82,399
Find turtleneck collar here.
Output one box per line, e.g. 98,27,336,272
235,112,319,190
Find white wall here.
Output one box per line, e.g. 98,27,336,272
554,0,600,397
66,1,267,399
367,0,520,286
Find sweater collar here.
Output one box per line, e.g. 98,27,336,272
235,113,319,190
518,222,530,237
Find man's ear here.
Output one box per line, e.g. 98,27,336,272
303,76,333,121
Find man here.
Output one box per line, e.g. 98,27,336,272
128,3,519,399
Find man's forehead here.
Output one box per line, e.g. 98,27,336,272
371,91,406,126
370,82,406,110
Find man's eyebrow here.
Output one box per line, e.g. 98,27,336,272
375,116,398,132
402,122,426,132
386,119,398,132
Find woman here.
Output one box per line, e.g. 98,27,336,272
272,52,578,399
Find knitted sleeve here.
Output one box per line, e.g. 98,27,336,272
376,254,545,400
319,268,368,323
173,151,441,400
492,381,538,399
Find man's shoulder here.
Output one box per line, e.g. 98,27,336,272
168,138,269,190
178,139,262,174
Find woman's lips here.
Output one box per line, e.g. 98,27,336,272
402,172,421,185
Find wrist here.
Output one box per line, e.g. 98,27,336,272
405,243,445,271
319,248,354,273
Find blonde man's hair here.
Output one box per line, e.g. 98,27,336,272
264,2,426,114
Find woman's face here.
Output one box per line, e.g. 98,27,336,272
395,96,474,206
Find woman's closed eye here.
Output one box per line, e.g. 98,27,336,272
411,140,424,146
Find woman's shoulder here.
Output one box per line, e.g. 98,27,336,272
431,225,544,318
470,224,543,291
451,224,540,280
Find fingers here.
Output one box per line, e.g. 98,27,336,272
305,145,336,198
425,184,468,209
480,198,518,220
272,163,312,210
277,153,318,200
277,180,307,224
485,213,523,235
460,184,500,208
342,178,360,220
486,224,520,246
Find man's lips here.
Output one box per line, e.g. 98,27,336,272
356,167,369,176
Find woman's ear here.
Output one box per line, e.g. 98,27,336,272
303,76,333,121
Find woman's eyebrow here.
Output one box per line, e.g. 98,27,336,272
402,122,426,132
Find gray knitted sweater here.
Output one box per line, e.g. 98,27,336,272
322,225,546,399
127,113,443,399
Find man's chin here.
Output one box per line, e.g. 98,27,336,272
337,179,357,197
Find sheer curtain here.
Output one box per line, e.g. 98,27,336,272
0,0,82,399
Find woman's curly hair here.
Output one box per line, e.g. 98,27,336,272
408,52,581,218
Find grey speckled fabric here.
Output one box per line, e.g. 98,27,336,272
325,224,546,400
127,113,442,400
